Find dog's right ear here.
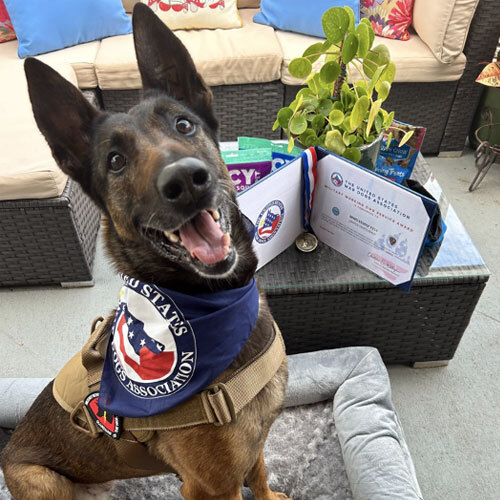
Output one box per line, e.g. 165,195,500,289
24,58,100,193
132,3,218,133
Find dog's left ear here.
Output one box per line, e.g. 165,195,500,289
24,58,100,194
132,3,218,133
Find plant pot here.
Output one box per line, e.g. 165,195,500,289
295,132,384,171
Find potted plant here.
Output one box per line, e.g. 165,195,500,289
274,5,412,170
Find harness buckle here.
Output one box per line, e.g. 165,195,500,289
69,401,100,438
202,383,236,426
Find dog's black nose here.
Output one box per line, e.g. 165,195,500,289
156,157,212,205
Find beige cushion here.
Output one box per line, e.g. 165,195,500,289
277,30,467,85
238,0,260,7
95,8,281,89
122,0,138,12
412,0,479,63
0,62,76,200
0,39,100,88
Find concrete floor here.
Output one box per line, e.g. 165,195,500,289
0,149,499,499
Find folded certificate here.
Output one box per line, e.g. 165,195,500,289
237,147,437,292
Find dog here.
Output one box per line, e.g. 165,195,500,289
1,4,290,499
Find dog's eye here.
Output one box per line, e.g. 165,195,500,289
107,152,127,173
175,118,195,136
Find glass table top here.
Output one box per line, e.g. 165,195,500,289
221,143,490,292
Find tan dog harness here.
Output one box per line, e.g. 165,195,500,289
53,315,286,471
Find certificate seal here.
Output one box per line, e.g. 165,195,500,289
295,232,318,253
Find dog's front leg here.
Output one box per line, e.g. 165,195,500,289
246,452,293,500
180,480,243,500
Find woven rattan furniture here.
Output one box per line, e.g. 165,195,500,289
0,179,100,287
256,155,490,366
99,0,498,156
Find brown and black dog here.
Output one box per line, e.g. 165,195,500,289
1,4,290,499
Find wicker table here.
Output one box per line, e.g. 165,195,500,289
256,155,490,366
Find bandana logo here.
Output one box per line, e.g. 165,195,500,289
255,200,284,244
111,279,197,399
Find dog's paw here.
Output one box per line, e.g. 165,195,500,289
74,481,114,500
273,493,293,500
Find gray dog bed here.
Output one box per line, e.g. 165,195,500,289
0,347,422,499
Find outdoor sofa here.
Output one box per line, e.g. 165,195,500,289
0,0,498,287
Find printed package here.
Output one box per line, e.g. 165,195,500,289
221,148,272,193
238,137,303,171
375,121,426,184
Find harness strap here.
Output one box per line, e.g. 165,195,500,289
122,323,286,431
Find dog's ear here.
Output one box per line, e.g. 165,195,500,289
24,58,100,193
132,3,218,133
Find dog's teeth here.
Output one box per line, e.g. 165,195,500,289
211,209,221,221
222,233,231,247
163,231,179,243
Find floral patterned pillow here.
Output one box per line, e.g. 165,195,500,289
0,0,15,43
361,0,414,41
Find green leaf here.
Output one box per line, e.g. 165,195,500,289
288,135,295,153
318,98,333,116
385,132,393,147
297,88,314,98
272,118,280,131
325,130,346,155
380,61,396,84
311,114,326,130
377,81,391,101
302,42,325,63
384,110,395,129
355,22,370,58
362,18,375,48
368,64,387,94
307,73,321,94
372,44,391,66
343,147,362,164
322,6,349,43
300,128,317,147
277,107,293,129
332,100,344,111
351,135,364,147
342,33,358,64
342,131,356,146
345,5,356,33
363,51,379,79
342,114,356,133
320,61,341,83
398,130,414,147
351,95,370,129
329,109,344,126
289,115,308,135
374,113,383,134
289,57,313,79
366,98,382,138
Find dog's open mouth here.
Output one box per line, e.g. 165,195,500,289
141,208,234,269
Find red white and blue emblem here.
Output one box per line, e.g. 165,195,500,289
255,200,284,244
331,172,343,187
111,280,196,399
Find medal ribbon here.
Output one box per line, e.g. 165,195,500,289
301,147,318,231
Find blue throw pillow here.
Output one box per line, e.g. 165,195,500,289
4,0,132,58
254,0,360,38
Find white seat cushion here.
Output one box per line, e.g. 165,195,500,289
277,29,467,86
0,62,76,201
95,9,282,89
0,39,100,89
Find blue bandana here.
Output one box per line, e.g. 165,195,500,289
98,275,259,418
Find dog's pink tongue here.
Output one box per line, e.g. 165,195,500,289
179,210,230,264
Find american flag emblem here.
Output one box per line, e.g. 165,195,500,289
116,310,175,381
255,200,285,244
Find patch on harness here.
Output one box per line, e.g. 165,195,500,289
84,392,122,439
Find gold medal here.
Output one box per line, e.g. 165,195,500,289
295,232,318,253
